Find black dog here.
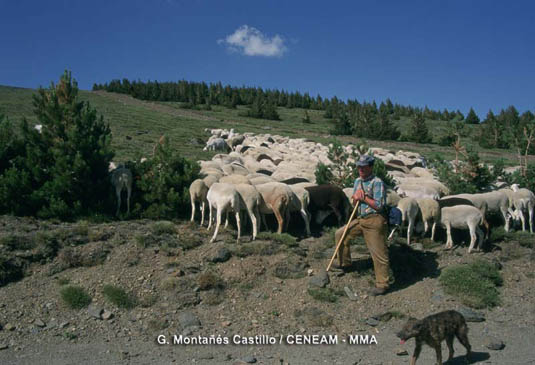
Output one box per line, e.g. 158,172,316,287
396,310,471,365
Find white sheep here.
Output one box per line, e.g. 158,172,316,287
388,198,419,245
447,191,511,232
440,205,485,253
396,184,441,200
189,179,209,226
206,183,242,243
254,182,292,234
288,185,311,236
416,198,440,241
510,184,535,233
110,166,133,217
234,184,262,240
219,174,251,185
389,197,419,245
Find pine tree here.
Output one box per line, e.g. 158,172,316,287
465,108,480,124
0,70,114,218
409,113,432,143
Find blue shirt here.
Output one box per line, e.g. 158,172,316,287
352,175,386,217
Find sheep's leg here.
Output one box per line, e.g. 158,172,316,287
190,198,196,222
300,209,311,237
475,226,484,251
468,224,477,253
207,203,214,230
126,186,131,216
261,213,268,232
283,207,290,232
115,187,122,217
388,226,398,241
200,201,206,226
445,223,453,249
272,204,284,234
431,222,437,241
248,208,258,241
407,217,413,245
235,211,241,243
519,210,526,231
423,220,429,236
502,207,510,232
210,207,223,243
224,211,230,228
529,206,534,234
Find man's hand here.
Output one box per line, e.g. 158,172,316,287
352,189,366,204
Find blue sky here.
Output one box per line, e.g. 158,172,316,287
1,0,534,119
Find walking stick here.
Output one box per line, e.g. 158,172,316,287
326,200,360,272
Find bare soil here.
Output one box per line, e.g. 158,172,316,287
0,216,534,364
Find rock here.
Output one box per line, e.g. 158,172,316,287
0,344,8,350
4,323,15,331
34,319,46,328
344,286,358,301
88,305,104,319
179,311,201,329
431,290,444,302
365,318,380,327
395,348,408,356
182,327,193,336
221,321,232,327
60,321,69,329
212,247,231,263
485,338,505,350
458,307,485,322
307,269,314,276
102,310,114,320
242,356,257,363
166,268,175,274
308,271,330,288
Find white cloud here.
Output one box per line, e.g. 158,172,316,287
218,25,287,57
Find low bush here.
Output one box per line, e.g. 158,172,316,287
60,285,92,309
102,284,136,309
439,259,502,308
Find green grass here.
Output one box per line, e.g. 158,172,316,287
151,221,177,235
102,284,136,309
256,232,298,247
307,287,344,303
439,259,503,309
0,84,524,165
60,285,92,309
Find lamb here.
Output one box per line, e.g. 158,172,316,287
254,182,292,234
510,184,535,233
440,205,485,253
439,197,490,238
389,197,419,245
416,198,440,241
206,183,242,243
189,179,209,226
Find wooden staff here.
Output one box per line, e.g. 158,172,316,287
326,200,360,272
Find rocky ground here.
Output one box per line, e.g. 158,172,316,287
0,215,534,365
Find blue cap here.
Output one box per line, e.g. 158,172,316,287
357,154,375,167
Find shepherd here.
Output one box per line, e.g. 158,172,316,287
329,154,391,296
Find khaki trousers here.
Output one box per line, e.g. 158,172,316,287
334,214,390,289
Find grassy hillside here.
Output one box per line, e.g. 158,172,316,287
0,84,530,166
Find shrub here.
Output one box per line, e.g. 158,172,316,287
60,285,92,309
307,288,343,303
151,221,177,235
197,271,225,291
102,285,136,309
439,259,502,308
126,137,199,219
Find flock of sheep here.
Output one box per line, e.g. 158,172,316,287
187,128,535,252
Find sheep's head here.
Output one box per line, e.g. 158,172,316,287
511,184,520,192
